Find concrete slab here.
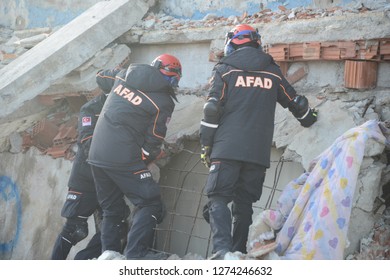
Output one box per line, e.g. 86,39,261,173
165,94,205,144
0,0,151,119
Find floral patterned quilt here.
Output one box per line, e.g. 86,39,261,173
261,120,389,259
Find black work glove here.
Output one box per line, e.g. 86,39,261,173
200,145,212,168
298,108,318,127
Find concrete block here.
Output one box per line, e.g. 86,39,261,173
0,0,151,119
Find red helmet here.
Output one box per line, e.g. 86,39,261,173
224,24,261,56
226,24,261,45
151,54,182,81
225,24,261,46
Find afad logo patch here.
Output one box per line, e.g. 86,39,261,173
66,193,78,200
140,171,152,180
82,116,92,126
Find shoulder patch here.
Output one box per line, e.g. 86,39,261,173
82,116,92,126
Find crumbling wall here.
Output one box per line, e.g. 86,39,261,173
0,147,95,260
158,0,389,19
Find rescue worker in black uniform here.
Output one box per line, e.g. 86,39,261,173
200,24,318,259
88,54,182,260
51,67,128,260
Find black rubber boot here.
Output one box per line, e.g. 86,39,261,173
232,202,253,253
101,216,126,253
51,235,73,260
125,204,161,259
208,199,232,253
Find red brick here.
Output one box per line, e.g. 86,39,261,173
344,60,378,89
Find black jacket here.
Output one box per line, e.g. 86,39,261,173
78,94,106,146
76,67,123,155
77,93,107,158
88,64,176,170
200,47,297,168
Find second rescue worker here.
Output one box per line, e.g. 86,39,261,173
200,24,318,259
88,54,182,260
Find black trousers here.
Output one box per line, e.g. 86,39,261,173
91,165,163,259
51,150,101,260
74,232,102,260
204,159,266,254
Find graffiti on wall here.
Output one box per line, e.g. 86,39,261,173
0,175,22,253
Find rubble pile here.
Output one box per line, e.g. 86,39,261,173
348,209,390,259
2,4,390,70
134,4,380,31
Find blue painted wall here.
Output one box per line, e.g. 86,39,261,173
27,5,83,28
0,0,99,29
0,176,22,254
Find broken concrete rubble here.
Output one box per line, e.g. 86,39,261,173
0,0,152,120
348,209,390,260
44,44,132,95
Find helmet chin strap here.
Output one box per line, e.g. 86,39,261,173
224,38,262,57
224,42,236,56
224,28,262,57
163,75,179,88
170,76,179,88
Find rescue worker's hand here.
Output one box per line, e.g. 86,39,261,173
298,108,318,127
142,148,166,165
142,148,154,165
200,145,212,168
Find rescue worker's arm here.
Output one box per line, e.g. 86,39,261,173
200,67,224,147
96,68,122,94
288,95,317,127
199,66,224,167
276,70,317,128
142,105,173,164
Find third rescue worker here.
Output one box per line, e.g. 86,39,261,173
200,24,317,259
51,66,129,260
88,54,182,260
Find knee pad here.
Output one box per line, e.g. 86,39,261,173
61,219,89,245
